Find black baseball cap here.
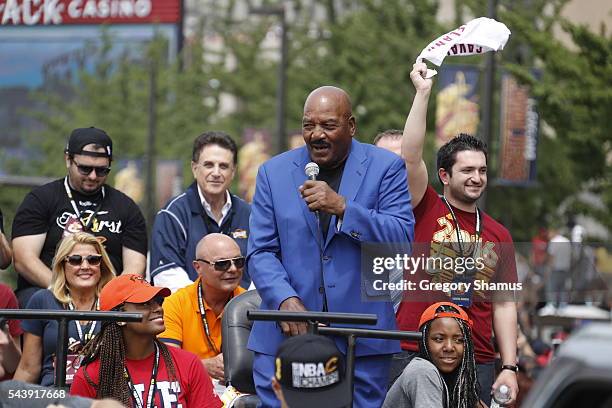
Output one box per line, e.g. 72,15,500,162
65,127,113,160
275,334,350,408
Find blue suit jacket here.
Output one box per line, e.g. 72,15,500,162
247,139,415,356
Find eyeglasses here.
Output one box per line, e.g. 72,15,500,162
195,256,246,272
65,254,103,267
71,160,111,177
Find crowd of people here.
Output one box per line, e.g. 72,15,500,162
1,61,601,407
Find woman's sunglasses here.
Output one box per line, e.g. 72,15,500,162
72,159,111,177
65,254,103,267
196,256,246,272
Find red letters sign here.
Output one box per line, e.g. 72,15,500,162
0,0,181,25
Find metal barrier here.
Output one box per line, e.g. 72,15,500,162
0,309,143,388
246,310,378,329
247,310,421,407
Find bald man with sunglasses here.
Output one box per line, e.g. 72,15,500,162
11,127,147,307
159,233,246,381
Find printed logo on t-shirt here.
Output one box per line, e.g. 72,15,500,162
57,210,123,234
53,336,87,384
428,214,499,298
132,380,182,407
63,216,84,237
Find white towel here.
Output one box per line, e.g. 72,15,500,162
416,17,511,78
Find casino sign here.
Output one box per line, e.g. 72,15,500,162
0,0,181,25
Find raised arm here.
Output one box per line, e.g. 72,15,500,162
402,62,433,208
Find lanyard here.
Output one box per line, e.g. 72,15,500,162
124,342,160,408
441,196,482,257
68,298,98,343
197,280,233,355
64,177,105,230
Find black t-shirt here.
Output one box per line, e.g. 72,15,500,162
12,178,147,290
318,161,346,241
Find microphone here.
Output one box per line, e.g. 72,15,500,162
305,162,319,181
305,164,326,311
304,162,320,219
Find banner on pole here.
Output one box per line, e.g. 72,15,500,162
498,73,539,185
435,65,481,148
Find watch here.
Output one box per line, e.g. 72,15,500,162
501,364,519,373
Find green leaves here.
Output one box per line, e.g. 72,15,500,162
7,0,610,240
486,1,612,238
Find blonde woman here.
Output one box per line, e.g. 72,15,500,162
14,232,115,386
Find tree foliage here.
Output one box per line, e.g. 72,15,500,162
1,0,610,245
482,0,612,239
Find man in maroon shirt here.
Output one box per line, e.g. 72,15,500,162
391,62,519,406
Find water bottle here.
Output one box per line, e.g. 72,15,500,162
490,384,511,408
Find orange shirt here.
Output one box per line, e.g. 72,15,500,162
159,278,246,359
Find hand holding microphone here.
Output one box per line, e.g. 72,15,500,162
299,162,346,217
305,162,319,182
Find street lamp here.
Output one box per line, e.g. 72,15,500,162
144,49,157,233
249,4,288,154
480,0,498,210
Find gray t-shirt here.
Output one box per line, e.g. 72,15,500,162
548,234,572,271
383,357,446,408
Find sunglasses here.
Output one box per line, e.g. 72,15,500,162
72,160,111,177
65,254,103,266
196,256,246,272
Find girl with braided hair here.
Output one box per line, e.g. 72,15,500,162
383,302,484,408
70,274,222,407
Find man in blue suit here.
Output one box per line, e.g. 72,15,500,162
247,86,415,407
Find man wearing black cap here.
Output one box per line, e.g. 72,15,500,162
11,127,147,307
271,334,351,408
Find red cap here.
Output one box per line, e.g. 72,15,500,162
100,274,171,311
418,301,473,330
